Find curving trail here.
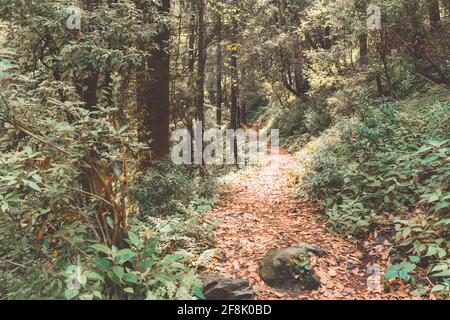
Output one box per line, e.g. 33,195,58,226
210,148,410,300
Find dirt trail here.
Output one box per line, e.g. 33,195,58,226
211,148,401,300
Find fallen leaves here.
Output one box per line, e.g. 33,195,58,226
209,149,416,300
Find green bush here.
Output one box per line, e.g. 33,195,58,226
129,162,219,217
0,215,212,300
294,88,449,295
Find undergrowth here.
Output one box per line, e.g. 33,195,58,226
292,86,449,297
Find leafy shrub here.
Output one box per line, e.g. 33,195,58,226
1,214,212,300
293,87,449,295
61,231,203,300
129,162,219,217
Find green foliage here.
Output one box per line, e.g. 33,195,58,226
293,88,449,295
1,215,210,300
0,77,139,299
1,0,449,300
0,59,11,79
257,91,332,152
61,232,202,300
385,262,417,282
293,255,312,275
191,196,219,213
0,2,218,300
129,162,219,217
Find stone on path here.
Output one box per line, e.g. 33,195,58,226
259,246,322,291
203,274,255,300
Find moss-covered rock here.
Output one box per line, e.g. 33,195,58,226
259,246,321,291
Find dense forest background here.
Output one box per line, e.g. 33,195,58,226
0,0,448,300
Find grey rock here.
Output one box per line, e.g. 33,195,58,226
259,247,321,291
203,275,254,300
297,243,326,258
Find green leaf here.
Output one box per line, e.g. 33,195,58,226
431,270,450,278
435,201,449,212
32,174,42,183
112,266,124,281
91,244,112,255
78,275,87,286
25,180,42,192
399,270,410,281
64,289,79,300
93,256,112,271
400,262,416,273
431,285,446,293
417,146,432,154
93,291,103,299
114,249,137,264
85,271,105,282
123,272,140,284
124,287,134,294
161,253,182,264
385,265,399,280
421,155,439,164
193,287,205,300
79,293,94,300
155,273,173,283
127,231,140,247
428,139,448,147
119,125,129,134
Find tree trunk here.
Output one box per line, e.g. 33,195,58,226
429,0,441,30
359,33,368,65
139,0,171,164
230,53,238,131
356,0,368,65
230,52,239,164
196,0,205,126
406,1,425,59
188,6,196,73
216,15,223,126
293,36,307,95
81,64,99,111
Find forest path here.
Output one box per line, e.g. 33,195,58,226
210,148,401,300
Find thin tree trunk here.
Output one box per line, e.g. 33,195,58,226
230,52,238,164
429,0,441,30
356,0,368,65
359,33,368,65
196,0,205,125
216,15,223,126
188,6,196,73
194,0,206,167
230,54,238,131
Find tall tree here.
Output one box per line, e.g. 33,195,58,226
195,0,206,166
138,0,171,164
356,0,368,65
216,14,223,126
196,0,206,126
428,0,441,30
230,46,239,130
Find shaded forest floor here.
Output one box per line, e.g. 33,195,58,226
210,148,417,300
